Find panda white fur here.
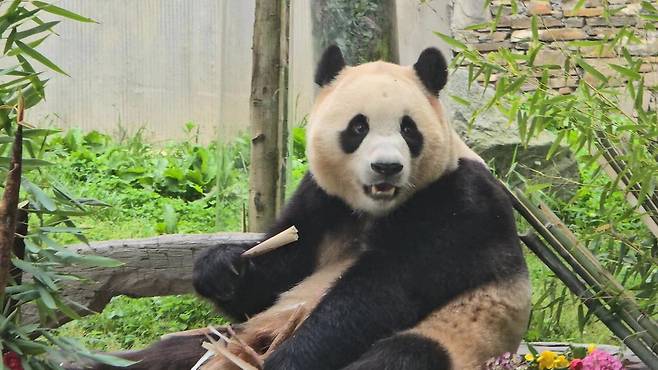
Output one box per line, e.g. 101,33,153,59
84,46,530,370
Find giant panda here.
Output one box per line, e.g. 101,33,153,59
81,45,530,370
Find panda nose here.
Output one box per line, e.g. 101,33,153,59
371,162,403,176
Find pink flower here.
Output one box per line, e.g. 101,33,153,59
569,359,584,370
581,350,623,370
2,351,24,370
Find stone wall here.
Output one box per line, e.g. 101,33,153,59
454,0,658,111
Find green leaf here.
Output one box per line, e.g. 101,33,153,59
609,63,641,81
62,254,124,268
531,15,539,43
32,1,97,23
22,179,57,211
4,27,17,54
546,130,567,159
433,31,469,51
6,35,50,56
0,156,54,169
37,286,57,310
577,58,608,84
163,203,179,234
39,226,86,234
1,0,22,20
449,95,471,107
80,353,136,367
15,40,69,76
15,21,60,40
22,128,61,137
16,54,45,99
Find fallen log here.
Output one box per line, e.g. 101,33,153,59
38,233,263,327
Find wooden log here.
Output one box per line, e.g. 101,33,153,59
33,233,264,327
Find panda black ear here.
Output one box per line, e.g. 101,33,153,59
315,45,346,87
413,47,448,96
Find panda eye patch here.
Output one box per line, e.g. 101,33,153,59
400,115,423,157
340,114,369,154
349,114,369,135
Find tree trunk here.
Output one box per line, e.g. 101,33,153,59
0,111,23,299
249,0,290,232
312,0,399,65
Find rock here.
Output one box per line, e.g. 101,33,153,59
452,0,492,31
442,69,579,195
564,7,604,17
586,16,637,26
539,28,589,41
528,1,553,15
536,49,568,66
511,29,533,42
645,72,658,87
564,17,585,28
628,33,658,56
474,41,513,52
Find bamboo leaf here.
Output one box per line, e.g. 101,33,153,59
609,64,641,81
15,40,69,76
433,31,469,51
577,58,608,84
15,21,60,40
22,179,57,211
4,27,17,54
531,16,539,44
449,95,471,107
32,1,97,23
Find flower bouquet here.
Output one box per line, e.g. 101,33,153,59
483,345,625,370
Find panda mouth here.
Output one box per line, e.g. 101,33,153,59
364,183,399,200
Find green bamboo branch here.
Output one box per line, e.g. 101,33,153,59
520,232,658,368
503,183,658,357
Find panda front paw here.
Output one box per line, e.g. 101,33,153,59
192,244,249,304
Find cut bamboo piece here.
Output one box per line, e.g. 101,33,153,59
241,226,298,258
201,337,260,370
161,327,213,340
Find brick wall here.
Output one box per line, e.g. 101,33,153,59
454,0,658,111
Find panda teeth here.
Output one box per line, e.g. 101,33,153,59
371,184,395,196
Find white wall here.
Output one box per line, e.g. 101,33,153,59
29,0,453,142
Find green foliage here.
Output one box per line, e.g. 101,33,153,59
437,0,658,347
57,295,226,351
0,2,138,368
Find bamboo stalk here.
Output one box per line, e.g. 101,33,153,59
534,200,658,345
520,233,658,368
504,185,658,354
594,132,658,237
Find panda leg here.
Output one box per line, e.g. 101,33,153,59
341,333,452,370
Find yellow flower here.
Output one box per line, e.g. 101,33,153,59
537,351,558,370
525,353,535,362
587,344,596,354
553,355,570,369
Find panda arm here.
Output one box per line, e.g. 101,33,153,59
193,173,351,319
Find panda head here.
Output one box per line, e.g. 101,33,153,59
308,46,459,216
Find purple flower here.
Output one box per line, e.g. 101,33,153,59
483,352,524,370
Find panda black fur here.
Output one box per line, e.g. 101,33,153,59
200,45,530,369
79,46,530,370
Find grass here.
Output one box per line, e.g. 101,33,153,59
50,125,648,351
